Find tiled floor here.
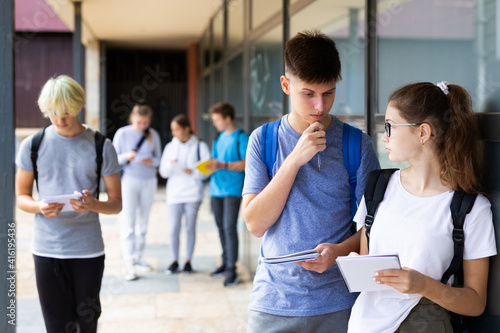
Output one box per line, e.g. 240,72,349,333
16,186,252,333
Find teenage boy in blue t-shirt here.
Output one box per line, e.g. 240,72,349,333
242,30,380,332
207,102,249,287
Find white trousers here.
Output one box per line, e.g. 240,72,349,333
120,175,157,265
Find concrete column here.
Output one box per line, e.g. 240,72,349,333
0,0,17,332
85,40,100,131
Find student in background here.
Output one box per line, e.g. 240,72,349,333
242,31,380,332
15,75,122,332
348,82,497,332
207,102,249,287
159,114,210,274
113,103,162,281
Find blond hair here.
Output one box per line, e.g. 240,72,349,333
37,75,85,118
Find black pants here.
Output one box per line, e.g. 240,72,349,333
211,196,242,271
33,254,105,333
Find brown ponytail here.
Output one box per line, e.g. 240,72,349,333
389,82,483,194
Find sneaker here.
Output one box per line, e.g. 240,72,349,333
182,262,193,274
124,266,138,281
210,264,226,278
165,261,179,275
134,260,153,272
223,270,239,287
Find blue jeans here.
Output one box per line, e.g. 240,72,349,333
211,196,241,271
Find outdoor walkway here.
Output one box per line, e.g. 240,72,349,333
16,186,252,333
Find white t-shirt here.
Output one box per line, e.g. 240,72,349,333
348,170,497,333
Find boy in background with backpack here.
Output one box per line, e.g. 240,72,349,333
242,30,380,332
207,102,249,287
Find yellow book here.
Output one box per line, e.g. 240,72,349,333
194,160,214,177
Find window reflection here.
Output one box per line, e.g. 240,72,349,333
249,24,283,130
290,0,366,129
375,0,500,168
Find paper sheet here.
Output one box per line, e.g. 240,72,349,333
43,194,81,212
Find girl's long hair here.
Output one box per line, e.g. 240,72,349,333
130,103,153,142
389,82,483,194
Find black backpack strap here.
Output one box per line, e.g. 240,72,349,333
30,127,47,192
94,131,105,200
440,191,477,285
126,129,149,165
197,140,201,161
363,169,398,250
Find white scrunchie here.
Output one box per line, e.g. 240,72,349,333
436,81,449,95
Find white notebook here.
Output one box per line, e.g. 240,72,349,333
336,254,401,292
262,249,319,264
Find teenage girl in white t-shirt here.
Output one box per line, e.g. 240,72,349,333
348,82,497,333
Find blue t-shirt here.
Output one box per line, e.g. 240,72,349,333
242,114,380,317
209,128,249,197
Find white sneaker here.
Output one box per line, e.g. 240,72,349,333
134,260,153,272
124,266,138,281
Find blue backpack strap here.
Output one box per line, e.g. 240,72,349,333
342,123,362,226
260,119,281,180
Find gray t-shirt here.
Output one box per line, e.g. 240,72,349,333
243,114,380,317
16,125,120,258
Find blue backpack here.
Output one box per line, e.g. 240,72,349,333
260,119,362,231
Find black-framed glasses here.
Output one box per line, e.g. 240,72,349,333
384,122,435,138
384,122,417,138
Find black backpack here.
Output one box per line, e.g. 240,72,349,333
363,169,477,333
30,127,105,199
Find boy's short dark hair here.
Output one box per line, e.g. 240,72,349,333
284,30,342,84
209,102,235,120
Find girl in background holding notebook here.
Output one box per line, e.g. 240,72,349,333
113,103,162,280
348,82,496,332
159,114,210,274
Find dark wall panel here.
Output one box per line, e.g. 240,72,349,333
15,32,73,128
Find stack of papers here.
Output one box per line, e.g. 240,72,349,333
194,160,215,177
43,194,81,212
336,254,401,292
262,249,319,264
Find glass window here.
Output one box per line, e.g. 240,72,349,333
249,24,283,131
213,9,224,64
200,30,210,70
214,68,223,104
228,0,244,50
201,75,211,140
227,53,244,116
375,0,500,168
290,0,366,130
252,0,281,30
